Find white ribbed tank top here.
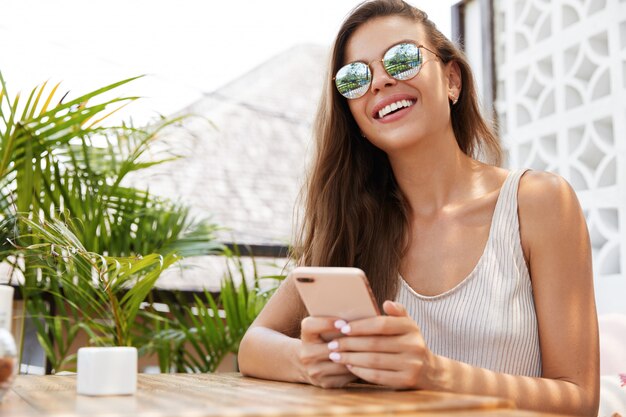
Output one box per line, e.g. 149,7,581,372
395,169,542,377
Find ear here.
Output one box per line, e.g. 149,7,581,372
446,61,462,105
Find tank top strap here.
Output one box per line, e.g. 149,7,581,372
490,169,530,237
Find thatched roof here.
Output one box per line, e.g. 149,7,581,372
128,44,328,248
121,44,329,291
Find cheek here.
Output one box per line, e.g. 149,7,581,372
418,83,451,123
347,100,368,129
429,92,450,117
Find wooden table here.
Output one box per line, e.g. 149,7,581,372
0,372,570,417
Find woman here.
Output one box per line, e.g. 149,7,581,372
238,0,599,414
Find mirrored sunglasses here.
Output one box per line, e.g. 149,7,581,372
334,42,439,99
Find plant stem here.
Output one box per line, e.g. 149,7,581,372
100,266,125,346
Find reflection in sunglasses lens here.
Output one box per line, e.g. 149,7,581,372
336,62,371,99
384,43,421,81
335,43,424,99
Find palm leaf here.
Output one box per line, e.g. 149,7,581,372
18,215,185,358
2,73,223,371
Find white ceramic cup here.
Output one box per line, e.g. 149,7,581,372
76,347,137,396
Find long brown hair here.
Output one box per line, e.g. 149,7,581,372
293,0,502,307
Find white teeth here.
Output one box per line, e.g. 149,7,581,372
377,99,414,119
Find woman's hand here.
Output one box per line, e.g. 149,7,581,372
326,300,438,389
299,316,359,388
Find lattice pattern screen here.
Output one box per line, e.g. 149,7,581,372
494,0,626,314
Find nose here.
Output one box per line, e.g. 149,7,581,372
369,61,397,94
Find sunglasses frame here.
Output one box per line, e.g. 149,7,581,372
334,42,441,99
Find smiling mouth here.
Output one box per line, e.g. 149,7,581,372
375,99,416,119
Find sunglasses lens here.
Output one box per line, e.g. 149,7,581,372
335,62,371,99
383,43,422,81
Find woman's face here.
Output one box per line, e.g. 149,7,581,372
342,16,458,154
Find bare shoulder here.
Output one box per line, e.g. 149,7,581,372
516,170,589,261
517,170,582,221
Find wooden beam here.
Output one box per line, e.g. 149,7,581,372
223,243,289,258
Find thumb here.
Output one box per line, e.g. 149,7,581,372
383,300,408,317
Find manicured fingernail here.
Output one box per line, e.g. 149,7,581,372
340,324,351,334
327,340,339,350
334,320,347,329
346,364,353,370
329,352,341,362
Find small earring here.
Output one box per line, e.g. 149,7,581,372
450,95,458,105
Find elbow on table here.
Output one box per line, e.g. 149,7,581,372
237,329,255,376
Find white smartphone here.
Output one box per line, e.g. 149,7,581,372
291,266,380,322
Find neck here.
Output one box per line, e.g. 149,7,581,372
386,126,478,218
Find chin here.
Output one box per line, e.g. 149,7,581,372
369,131,426,154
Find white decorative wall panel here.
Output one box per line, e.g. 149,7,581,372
494,0,626,314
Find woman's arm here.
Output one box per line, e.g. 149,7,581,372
238,276,358,387
238,277,305,382
327,171,600,415
519,171,599,413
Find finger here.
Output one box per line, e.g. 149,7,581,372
300,316,341,343
328,351,405,372
328,335,407,354
301,340,345,363
345,365,414,389
338,315,416,337
313,373,359,389
308,359,354,376
304,360,356,386
323,361,355,376
382,300,409,317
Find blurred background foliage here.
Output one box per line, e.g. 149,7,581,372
0,73,282,373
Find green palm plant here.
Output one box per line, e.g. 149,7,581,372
0,72,223,372
145,247,285,373
15,215,179,368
